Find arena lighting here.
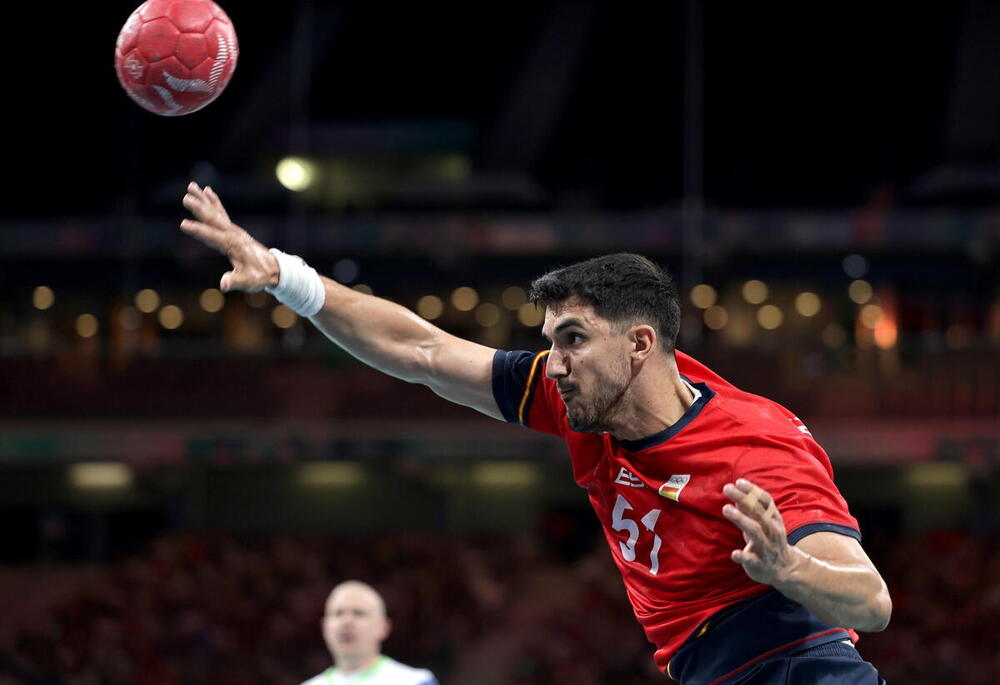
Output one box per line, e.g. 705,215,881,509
475,303,501,327
135,289,160,313
874,314,898,350
451,286,479,312
76,314,99,338
276,156,316,192
199,288,225,313
860,304,883,329
904,462,967,489
271,305,297,329
471,461,540,487
848,279,873,304
32,286,54,310
69,462,134,489
416,295,444,320
741,280,768,304
757,305,783,330
842,254,869,279
690,284,717,309
703,305,728,330
501,286,527,310
794,292,822,317
517,302,544,327
298,462,364,487
158,305,184,330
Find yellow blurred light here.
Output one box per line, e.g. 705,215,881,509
353,284,373,295
271,305,297,329
69,462,134,489
518,303,544,327
76,314,98,338
451,286,479,312
742,280,768,304
704,305,728,330
199,288,225,313
158,305,184,330
794,292,821,317
905,462,967,489
32,286,54,310
416,295,444,320
860,304,882,328
757,305,783,330
471,461,539,487
690,284,717,309
298,462,364,487
276,156,316,192
135,289,160,313
475,303,501,327
848,279,873,304
501,286,527,311
822,323,846,348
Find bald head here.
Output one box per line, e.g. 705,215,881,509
326,580,386,619
322,580,392,672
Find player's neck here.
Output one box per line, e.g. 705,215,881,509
610,364,694,441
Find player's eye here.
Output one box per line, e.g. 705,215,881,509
567,332,585,344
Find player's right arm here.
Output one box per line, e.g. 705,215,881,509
180,182,502,420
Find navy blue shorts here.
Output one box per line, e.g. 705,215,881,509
725,640,886,684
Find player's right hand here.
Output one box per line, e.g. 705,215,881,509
180,182,280,292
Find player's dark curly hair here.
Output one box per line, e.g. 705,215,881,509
528,253,681,350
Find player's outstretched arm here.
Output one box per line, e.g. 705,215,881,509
180,182,502,420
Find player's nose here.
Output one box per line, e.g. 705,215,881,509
545,349,569,379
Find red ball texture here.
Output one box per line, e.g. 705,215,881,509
115,0,239,116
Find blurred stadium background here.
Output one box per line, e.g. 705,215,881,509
2,2,998,683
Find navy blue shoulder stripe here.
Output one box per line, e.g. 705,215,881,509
787,522,861,545
492,349,548,425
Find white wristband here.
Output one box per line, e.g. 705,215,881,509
264,248,326,318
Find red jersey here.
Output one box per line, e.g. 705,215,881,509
492,348,861,677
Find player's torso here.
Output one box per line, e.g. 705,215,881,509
567,408,757,615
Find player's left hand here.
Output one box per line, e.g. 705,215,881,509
722,478,799,586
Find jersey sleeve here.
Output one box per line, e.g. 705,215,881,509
491,349,565,437
736,445,861,545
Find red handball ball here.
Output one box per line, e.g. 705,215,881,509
115,0,239,116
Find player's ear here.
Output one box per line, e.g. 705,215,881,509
379,617,393,641
629,324,657,361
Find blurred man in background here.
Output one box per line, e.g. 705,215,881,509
302,580,437,685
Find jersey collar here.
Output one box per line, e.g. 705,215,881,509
616,376,715,452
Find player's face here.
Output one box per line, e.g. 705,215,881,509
322,585,390,666
542,298,633,433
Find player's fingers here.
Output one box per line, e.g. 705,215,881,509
187,181,205,199
182,192,201,211
180,219,224,248
723,503,767,547
731,547,759,566
220,270,238,292
729,480,775,518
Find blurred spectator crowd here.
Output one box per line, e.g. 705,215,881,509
0,528,997,684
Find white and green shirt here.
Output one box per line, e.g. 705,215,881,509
301,656,437,685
